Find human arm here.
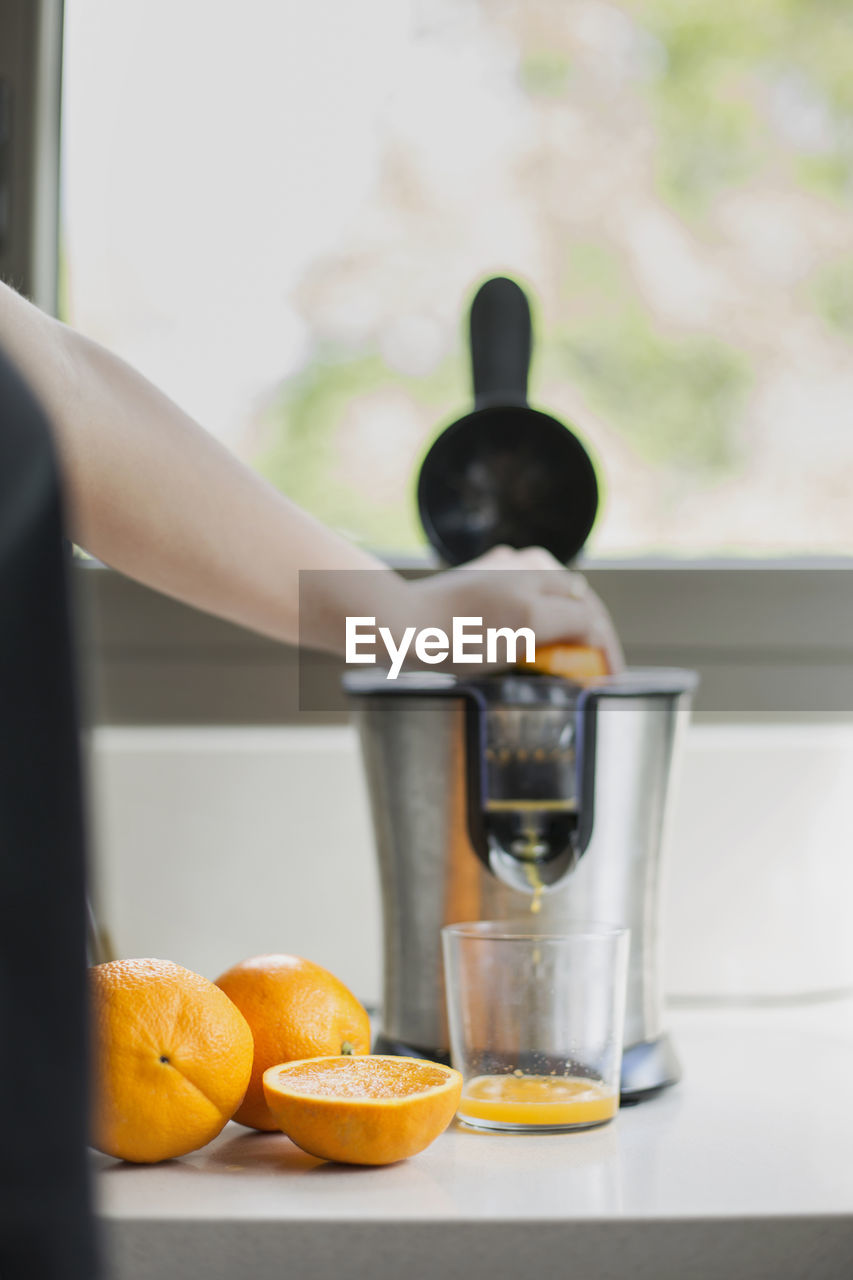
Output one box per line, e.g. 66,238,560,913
0,280,622,667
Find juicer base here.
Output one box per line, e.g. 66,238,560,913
372,1031,681,1105
619,1033,682,1104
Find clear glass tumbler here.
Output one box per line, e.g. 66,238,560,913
442,920,629,1132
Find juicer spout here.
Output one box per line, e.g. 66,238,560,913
486,838,581,895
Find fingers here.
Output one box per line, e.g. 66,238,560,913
420,546,625,674
517,570,625,673
466,547,592,607
513,554,623,672
539,581,624,673
538,569,588,601
526,594,600,647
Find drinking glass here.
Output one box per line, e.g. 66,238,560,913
442,920,629,1132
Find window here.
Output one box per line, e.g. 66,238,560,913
0,0,831,724
60,0,853,560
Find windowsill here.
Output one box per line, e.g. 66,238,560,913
74,559,853,726
74,552,853,574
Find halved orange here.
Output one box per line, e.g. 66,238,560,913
262,1055,462,1165
518,643,608,683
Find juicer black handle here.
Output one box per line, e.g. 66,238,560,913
469,277,532,410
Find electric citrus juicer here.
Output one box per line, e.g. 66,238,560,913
344,279,698,1101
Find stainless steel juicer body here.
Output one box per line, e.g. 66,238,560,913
346,668,697,1102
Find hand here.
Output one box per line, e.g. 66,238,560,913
401,545,624,673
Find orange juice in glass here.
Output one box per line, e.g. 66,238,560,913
441,921,628,1133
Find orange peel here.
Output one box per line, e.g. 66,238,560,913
518,642,608,683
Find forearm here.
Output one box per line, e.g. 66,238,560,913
0,281,403,646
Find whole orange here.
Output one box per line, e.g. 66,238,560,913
90,958,253,1163
215,954,371,1131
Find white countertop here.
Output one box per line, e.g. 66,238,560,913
94,1003,853,1280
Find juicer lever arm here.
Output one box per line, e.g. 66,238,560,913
470,277,532,410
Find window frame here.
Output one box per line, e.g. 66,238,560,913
0,0,63,312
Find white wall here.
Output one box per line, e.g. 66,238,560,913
87,728,381,1001
87,723,853,1007
665,723,853,1001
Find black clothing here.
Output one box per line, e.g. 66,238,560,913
0,346,98,1279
